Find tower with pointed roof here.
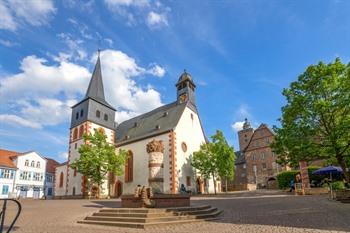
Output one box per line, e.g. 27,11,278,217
238,118,254,151
65,53,116,197
176,70,196,106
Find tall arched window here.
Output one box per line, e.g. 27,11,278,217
59,172,64,188
79,125,84,138
36,161,40,168
73,128,78,140
25,160,29,166
125,151,133,182
31,160,35,167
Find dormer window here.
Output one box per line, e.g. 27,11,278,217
96,110,100,118
104,114,108,121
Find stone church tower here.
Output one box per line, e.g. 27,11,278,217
238,118,254,151
66,54,116,197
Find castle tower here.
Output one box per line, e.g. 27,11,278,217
66,53,116,197
238,118,254,151
176,70,196,106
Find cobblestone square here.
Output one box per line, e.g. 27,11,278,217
4,191,350,233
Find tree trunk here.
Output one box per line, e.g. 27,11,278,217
212,174,217,195
225,177,228,193
107,172,111,198
337,155,350,184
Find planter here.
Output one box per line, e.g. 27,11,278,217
334,189,350,200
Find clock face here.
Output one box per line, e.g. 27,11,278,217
179,93,187,103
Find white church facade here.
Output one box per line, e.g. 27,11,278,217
54,55,216,198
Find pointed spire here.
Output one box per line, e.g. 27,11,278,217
85,53,105,101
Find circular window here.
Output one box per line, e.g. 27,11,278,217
181,142,187,152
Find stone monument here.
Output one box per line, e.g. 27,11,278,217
146,139,165,193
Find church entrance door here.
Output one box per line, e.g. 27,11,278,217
115,181,123,198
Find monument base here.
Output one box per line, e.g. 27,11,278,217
121,194,190,208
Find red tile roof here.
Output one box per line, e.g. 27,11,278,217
45,157,60,173
0,149,19,169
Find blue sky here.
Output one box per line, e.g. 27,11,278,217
1,0,350,162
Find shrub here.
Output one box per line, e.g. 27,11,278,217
331,181,346,190
277,170,299,189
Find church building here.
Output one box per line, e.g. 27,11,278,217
55,54,215,198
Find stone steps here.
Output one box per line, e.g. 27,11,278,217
78,205,222,228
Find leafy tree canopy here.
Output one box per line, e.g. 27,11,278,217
191,130,235,194
271,58,350,183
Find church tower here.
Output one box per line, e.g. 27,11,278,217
176,70,196,106
66,53,116,197
238,118,254,151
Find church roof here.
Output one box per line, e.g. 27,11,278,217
115,101,191,146
73,55,115,110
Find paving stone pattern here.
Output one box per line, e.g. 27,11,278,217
4,191,350,233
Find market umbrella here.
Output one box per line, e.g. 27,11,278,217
312,166,343,198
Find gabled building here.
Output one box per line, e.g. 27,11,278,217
0,149,17,198
55,55,215,198
0,149,59,199
227,119,286,191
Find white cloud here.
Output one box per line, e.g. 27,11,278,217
0,39,18,47
57,33,87,61
0,55,90,101
0,49,165,128
231,104,254,132
231,121,244,132
0,114,41,129
98,49,163,122
0,1,16,31
58,152,68,160
0,0,56,31
148,64,165,77
104,0,149,8
146,11,168,28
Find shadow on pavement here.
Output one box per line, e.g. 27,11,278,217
191,194,350,232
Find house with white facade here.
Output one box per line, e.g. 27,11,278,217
0,149,17,198
0,149,59,199
55,54,216,198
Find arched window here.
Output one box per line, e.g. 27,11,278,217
73,128,78,140
25,160,29,166
75,112,79,120
59,172,64,188
125,151,133,182
79,125,84,138
31,160,35,167
104,114,108,121
96,110,100,118
36,161,40,168
80,109,84,117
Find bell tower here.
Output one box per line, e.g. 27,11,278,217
176,70,196,106
66,52,116,197
238,118,254,151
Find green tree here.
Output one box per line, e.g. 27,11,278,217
271,58,350,184
191,130,235,194
70,129,127,198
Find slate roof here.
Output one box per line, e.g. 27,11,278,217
115,101,190,146
235,151,246,165
72,55,115,110
0,149,18,169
